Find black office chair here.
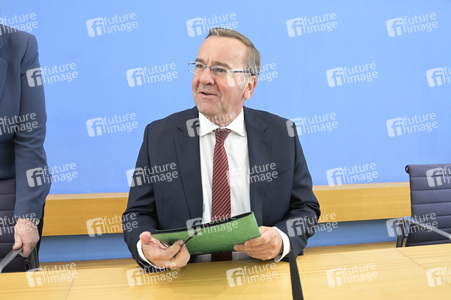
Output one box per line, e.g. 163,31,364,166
396,164,451,247
0,179,39,273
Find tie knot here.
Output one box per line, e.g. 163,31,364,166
214,128,231,143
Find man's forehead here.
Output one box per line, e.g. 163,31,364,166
196,36,248,66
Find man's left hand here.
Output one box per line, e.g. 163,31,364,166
13,218,40,257
234,226,283,260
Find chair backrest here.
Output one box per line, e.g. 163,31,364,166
405,164,451,246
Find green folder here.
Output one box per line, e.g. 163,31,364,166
151,212,261,255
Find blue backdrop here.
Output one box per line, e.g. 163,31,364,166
2,0,450,194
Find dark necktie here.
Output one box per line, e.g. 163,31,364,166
211,128,232,261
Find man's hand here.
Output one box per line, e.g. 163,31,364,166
140,231,190,268
234,226,283,260
13,218,40,258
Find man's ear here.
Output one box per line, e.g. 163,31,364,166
243,76,258,100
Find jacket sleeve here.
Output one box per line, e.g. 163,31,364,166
122,124,160,272
14,34,50,219
273,124,321,257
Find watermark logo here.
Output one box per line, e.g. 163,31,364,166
386,214,438,238
326,63,377,87
27,163,78,187
386,218,403,238
228,163,278,188
258,63,278,83
26,63,79,87
426,67,451,87
86,113,138,137
185,113,237,137
26,167,52,187
26,68,43,87
0,13,38,33
186,118,200,137
26,163,79,187
186,18,204,37
26,264,78,287
286,13,337,37
386,113,438,137
126,163,178,187
326,163,378,187
126,68,144,87
126,63,178,87
0,213,37,236
185,216,238,238
226,263,278,287
86,13,138,37
186,13,237,37
287,213,338,237
186,217,204,237
0,113,38,136
0,216,15,236
386,13,438,37
426,267,451,287
126,265,178,287
287,113,338,137
86,213,137,237
226,70,251,89
50,162,78,184
326,264,377,287
426,166,451,188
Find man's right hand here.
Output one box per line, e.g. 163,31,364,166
140,231,190,269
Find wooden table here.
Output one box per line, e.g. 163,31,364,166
1,244,450,299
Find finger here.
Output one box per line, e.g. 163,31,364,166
244,226,272,247
235,242,270,252
139,231,152,244
152,241,189,268
140,232,167,250
243,249,275,260
243,236,266,247
145,240,183,263
151,238,168,248
162,240,184,258
236,242,280,260
12,233,23,250
19,236,34,258
171,243,190,267
258,226,270,235
20,244,33,258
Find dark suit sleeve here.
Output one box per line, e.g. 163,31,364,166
122,124,160,271
273,125,321,257
14,34,50,219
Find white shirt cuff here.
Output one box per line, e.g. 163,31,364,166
272,226,291,262
136,240,167,270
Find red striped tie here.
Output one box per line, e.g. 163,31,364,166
211,128,232,261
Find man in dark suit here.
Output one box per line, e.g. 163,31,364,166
123,28,320,271
0,23,50,271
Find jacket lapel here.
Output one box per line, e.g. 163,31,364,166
244,107,270,226
175,107,203,219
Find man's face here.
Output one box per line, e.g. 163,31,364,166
192,36,257,123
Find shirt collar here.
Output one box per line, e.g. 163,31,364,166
198,109,246,137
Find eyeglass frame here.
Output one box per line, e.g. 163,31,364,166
188,62,256,78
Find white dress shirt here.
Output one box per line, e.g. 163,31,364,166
138,109,290,266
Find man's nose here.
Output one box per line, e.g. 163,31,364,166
199,66,215,85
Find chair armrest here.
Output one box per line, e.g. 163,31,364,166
403,216,451,240
25,247,40,270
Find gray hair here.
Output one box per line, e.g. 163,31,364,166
206,27,261,76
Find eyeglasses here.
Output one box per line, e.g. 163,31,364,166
188,62,254,78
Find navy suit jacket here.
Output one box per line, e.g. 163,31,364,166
123,106,320,269
0,25,50,219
